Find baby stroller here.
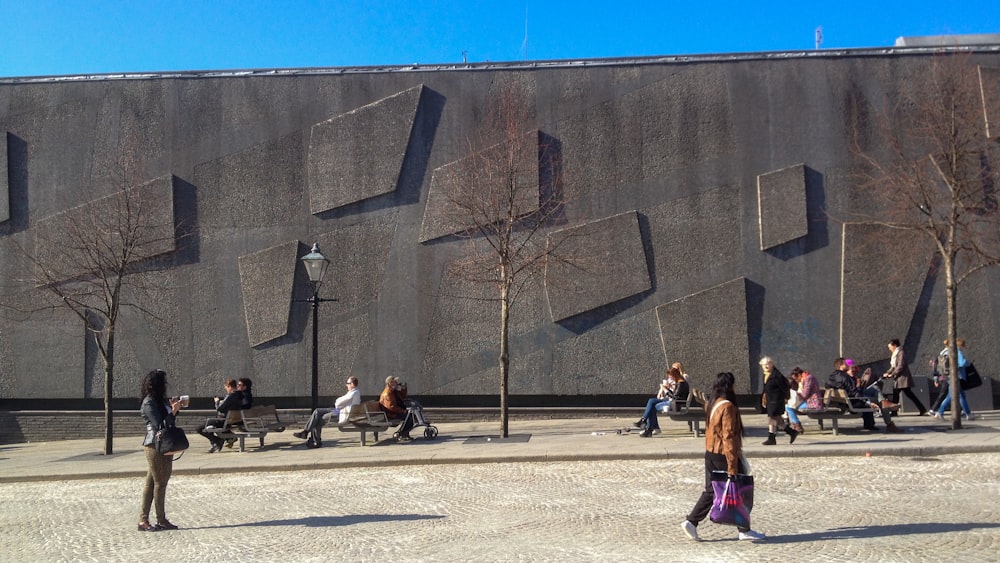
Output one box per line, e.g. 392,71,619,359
394,398,439,441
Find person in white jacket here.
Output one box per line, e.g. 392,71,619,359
293,376,361,448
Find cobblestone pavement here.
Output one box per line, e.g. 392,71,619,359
1,453,998,562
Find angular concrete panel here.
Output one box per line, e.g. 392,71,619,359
545,211,651,322
644,185,742,296
840,223,933,364
656,278,751,394
552,312,665,394
308,85,425,214
757,164,808,250
308,213,399,315
980,66,1000,140
194,133,306,228
420,130,540,243
239,241,298,347
34,174,177,283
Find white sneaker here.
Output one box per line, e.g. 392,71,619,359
651,429,661,435
964,413,976,420
932,412,943,420
681,520,701,541
738,529,766,541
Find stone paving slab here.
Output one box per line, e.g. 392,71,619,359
0,454,998,561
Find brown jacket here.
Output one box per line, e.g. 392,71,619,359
705,398,743,475
379,385,408,417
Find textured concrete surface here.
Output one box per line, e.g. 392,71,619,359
757,163,808,250
0,412,998,562
2,50,1000,408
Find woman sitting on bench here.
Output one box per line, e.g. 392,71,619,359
633,367,689,437
379,376,415,441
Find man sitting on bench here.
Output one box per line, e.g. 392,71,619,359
379,376,415,441
293,376,361,448
826,357,898,433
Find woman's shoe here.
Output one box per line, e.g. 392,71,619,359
638,428,652,438
784,425,798,444
155,521,178,531
137,521,157,532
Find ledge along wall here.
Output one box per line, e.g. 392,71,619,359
1,48,999,415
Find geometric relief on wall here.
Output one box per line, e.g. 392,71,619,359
33,174,177,283
655,277,750,394
544,210,651,322
309,212,399,314
840,223,933,364
419,129,541,243
757,163,808,250
308,85,425,214
239,241,299,347
552,311,665,395
980,66,1000,140
1,132,8,224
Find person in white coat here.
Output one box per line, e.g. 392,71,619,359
293,376,362,448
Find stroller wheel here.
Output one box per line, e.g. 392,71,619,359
424,426,438,439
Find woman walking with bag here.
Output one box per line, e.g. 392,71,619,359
760,357,797,445
681,372,765,542
138,369,182,532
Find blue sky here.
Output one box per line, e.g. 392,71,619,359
2,0,1000,78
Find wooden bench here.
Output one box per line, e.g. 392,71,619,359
802,388,879,435
795,390,851,435
666,388,708,437
204,405,286,452
336,401,401,446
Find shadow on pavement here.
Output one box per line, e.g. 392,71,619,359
764,521,1000,543
189,513,447,530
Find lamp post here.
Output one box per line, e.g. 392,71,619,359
298,243,335,410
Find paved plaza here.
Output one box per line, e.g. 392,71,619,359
2,409,1000,562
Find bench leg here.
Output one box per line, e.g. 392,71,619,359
259,435,265,449
238,436,247,452
692,420,702,438
373,430,380,443
818,419,825,430
359,430,367,447
831,418,839,436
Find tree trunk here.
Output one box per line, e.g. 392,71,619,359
103,332,115,455
499,285,510,438
945,275,962,431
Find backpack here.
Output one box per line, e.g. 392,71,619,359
936,352,950,377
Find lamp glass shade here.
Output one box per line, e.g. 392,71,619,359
301,243,330,285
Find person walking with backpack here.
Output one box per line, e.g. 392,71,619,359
934,339,976,420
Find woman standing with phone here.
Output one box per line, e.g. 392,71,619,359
138,369,182,532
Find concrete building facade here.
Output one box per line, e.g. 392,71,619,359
1,46,999,409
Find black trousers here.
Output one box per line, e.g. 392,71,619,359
197,418,226,447
687,451,753,533
891,387,927,414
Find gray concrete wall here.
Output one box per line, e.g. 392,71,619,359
1,49,999,405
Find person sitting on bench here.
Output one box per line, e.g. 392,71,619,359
197,378,242,453
379,376,415,441
293,376,361,448
826,357,898,433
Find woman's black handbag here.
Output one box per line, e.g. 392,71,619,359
961,363,983,390
155,425,190,456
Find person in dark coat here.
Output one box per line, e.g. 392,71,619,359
759,356,797,445
884,339,926,416
138,369,182,532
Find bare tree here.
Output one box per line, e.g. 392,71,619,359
848,53,1000,429
434,79,570,438
11,142,176,454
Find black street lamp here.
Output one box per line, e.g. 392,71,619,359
298,243,336,410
